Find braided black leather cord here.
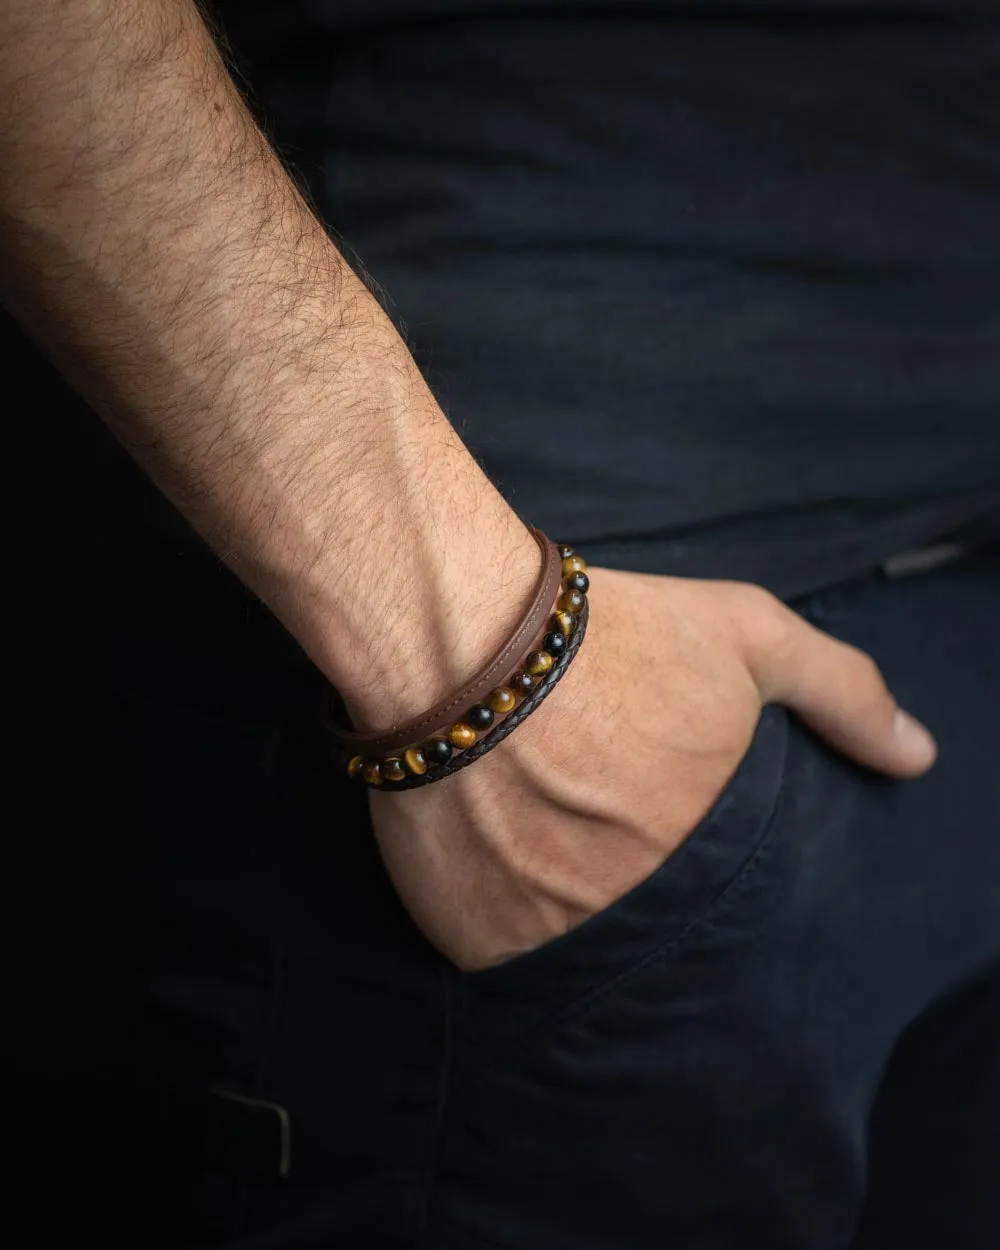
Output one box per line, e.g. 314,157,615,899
368,597,589,792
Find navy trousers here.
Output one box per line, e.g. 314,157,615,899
104,544,1000,1249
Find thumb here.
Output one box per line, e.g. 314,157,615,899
740,594,937,779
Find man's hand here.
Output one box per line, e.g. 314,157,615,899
371,567,937,971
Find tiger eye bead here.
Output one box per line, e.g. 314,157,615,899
565,571,590,595
552,610,576,637
383,757,407,783
511,671,535,696
543,631,567,656
449,722,478,750
526,650,554,676
403,747,428,776
488,686,517,714
466,704,495,730
558,588,586,615
346,754,364,779
423,736,453,766
557,544,574,559
362,761,382,786
561,554,587,577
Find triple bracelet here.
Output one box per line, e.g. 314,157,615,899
325,528,589,790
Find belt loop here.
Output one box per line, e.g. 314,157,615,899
881,542,968,578
207,1087,292,1179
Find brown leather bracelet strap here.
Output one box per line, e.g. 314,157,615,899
381,597,588,791
326,527,562,754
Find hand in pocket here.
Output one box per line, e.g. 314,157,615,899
370,567,937,971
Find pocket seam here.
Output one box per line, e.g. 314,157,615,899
467,717,792,1062
543,736,789,1029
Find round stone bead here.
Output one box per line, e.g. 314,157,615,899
565,571,590,595
558,588,586,615
488,687,516,714
383,757,407,783
557,544,575,559
449,722,477,750
361,761,382,786
552,610,576,637
423,736,453,766
403,747,428,776
526,650,554,676
466,704,495,730
346,755,364,779
561,554,587,577
543,631,567,656
511,671,535,696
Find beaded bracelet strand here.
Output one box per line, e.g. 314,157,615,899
325,535,589,790
363,596,589,791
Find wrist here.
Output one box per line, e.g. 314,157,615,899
325,505,542,732
251,375,541,730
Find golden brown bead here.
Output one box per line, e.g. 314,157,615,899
383,757,407,782
362,761,382,786
403,747,428,775
526,650,554,676
561,554,587,577
558,588,586,614
552,610,576,637
448,722,477,750
347,755,364,779
488,686,517,714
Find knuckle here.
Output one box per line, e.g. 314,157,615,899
736,584,796,654
738,582,778,613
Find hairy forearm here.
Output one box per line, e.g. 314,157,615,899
0,0,536,725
